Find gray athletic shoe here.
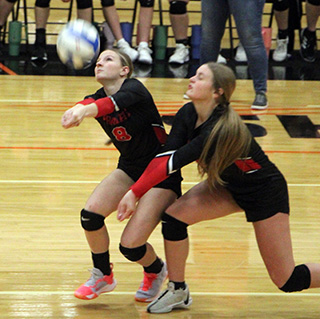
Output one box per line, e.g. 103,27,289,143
147,282,193,313
135,262,168,302
251,91,268,110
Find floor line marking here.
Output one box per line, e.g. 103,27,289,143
0,291,319,297
0,180,319,187
0,62,17,75
1,146,320,154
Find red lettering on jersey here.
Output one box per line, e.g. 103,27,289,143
104,116,119,125
235,158,261,173
118,111,129,122
112,126,132,141
103,109,131,125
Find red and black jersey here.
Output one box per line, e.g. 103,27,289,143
83,78,167,165
131,102,286,204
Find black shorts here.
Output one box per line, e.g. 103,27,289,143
228,175,290,222
117,158,183,197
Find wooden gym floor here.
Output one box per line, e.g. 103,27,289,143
1,1,320,318
0,75,320,318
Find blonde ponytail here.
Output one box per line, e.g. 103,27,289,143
198,63,252,188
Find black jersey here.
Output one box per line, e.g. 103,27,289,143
153,102,283,184
131,102,289,221
84,78,166,165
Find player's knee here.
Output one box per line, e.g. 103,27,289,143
139,0,154,8
119,243,147,261
307,0,320,6
35,0,50,8
273,0,289,11
80,208,105,231
161,212,188,241
169,1,187,14
76,0,93,9
100,0,115,7
279,264,311,292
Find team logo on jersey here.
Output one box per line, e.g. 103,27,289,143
234,157,261,174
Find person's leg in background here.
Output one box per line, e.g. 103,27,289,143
136,0,154,64
300,0,320,63
273,0,289,62
168,0,189,64
100,0,138,61
230,0,268,110
200,0,229,64
31,0,51,64
0,0,17,55
76,0,92,22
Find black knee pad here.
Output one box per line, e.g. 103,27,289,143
169,1,187,14
119,244,147,261
81,209,105,231
139,0,154,8
280,264,311,292
101,0,115,7
76,0,92,9
307,0,320,5
35,0,50,8
161,212,188,241
273,0,289,11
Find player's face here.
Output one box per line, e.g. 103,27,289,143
95,50,125,82
186,64,215,102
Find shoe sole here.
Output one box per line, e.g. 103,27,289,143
273,52,288,62
251,104,268,110
135,296,154,303
168,57,190,64
135,270,168,303
273,56,287,62
299,49,316,63
138,59,153,65
234,56,247,62
147,296,193,313
74,279,117,300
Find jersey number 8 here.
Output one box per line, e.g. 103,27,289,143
112,126,132,142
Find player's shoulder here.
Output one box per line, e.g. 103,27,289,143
121,78,152,100
122,77,144,89
176,102,196,116
84,87,106,100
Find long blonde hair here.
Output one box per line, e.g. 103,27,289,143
198,62,252,187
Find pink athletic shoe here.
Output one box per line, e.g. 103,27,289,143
74,266,117,300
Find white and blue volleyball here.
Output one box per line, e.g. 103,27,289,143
57,19,100,70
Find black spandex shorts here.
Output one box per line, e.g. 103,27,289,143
228,175,290,222
117,158,183,197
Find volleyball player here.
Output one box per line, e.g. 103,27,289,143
118,62,320,313
61,49,182,302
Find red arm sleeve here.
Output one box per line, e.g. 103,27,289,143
130,155,170,198
77,98,95,105
94,97,115,118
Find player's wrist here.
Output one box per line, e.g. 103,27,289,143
83,103,98,118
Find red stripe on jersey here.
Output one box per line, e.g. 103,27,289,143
77,98,95,105
153,125,167,144
95,97,115,118
234,158,261,173
131,155,170,198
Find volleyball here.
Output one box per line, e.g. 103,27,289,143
56,19,100,70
